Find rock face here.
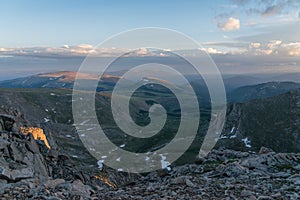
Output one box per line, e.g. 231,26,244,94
0,114,16,132
20,127,51,149
0,114,49,183
0,109,112,199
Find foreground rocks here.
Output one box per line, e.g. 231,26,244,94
99,148,300,200
0,109,300,199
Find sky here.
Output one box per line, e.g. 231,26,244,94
0,0,300,78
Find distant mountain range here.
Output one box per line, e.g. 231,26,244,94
1,71,300,104
0,71,120,92
228,81,300,102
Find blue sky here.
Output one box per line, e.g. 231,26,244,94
0,0,300,77
0,0,228,46
1,0,299,47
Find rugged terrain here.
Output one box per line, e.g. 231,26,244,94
0,71,300,199
1,110,300,199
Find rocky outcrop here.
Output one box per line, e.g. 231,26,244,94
20,127,51,149
0,115,49,183
0,110,113,199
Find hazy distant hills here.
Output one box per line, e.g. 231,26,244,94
0,71,120,92
228,81,300,102
2,71,300,104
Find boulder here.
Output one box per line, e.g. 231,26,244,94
216,162,249,177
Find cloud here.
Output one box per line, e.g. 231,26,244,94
0,45,171,58
279,42,300,56
267,40,282,49
218,17,241,31
200,47,226,55
248,40,300,56
261,4,283,17
135,48,148,55
204,39,300,57
217,0,300,22
249,42,261,48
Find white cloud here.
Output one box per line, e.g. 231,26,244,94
267,40,282,49
135,48,148,55
218,17,241,31
248,40,300,56
249,42,261,48
0,45,171,58
205,39,300,57
200,47,226,55
76,44,93,49
279,42,300,56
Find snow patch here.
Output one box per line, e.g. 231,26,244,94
241,137,252,148
230,127,235,133
220,135,228,139
97,160,104,171
43,118,50,123
159,154,171,171
42,83,49,88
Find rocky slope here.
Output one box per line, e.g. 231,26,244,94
99,148,300,200
219,89,300,153
0,108,300,199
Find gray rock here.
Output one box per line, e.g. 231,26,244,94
56,182,72,191
185,178,195,187
293,164,300,171
0,114,15,132
44,179,65,189
171,176,186,185
259,147,275,154
216,162,249,177
287,174,300,184
10,167,34,180
241,189,253,197
71,180,94,197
